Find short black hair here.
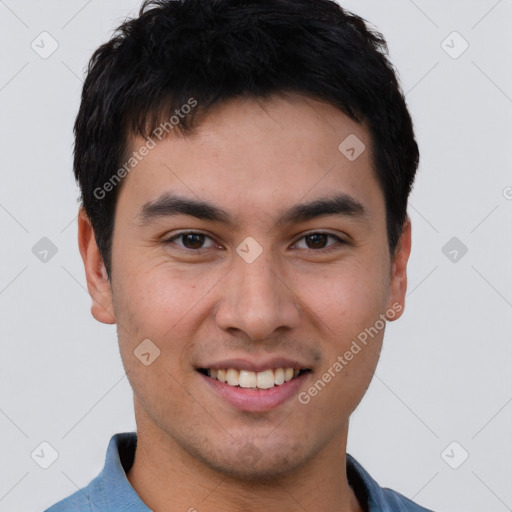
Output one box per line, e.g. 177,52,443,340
74,0,419,279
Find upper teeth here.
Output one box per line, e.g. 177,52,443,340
208,368,301,389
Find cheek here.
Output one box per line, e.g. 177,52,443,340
113,262,218,339
295,260,388,405
110,268,202,424
298,257,390,335
111,262,227,402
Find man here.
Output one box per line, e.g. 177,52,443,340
46,0,434,510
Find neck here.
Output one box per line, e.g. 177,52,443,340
127,420,364,512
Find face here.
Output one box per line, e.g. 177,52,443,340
80,92,410,480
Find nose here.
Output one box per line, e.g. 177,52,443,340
214,248,302,342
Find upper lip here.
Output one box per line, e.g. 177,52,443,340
197,357,310,373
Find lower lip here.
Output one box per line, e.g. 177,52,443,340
198,372,310,412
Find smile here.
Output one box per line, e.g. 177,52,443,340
198,367,310,390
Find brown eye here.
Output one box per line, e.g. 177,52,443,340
181,233,206,249
164,231,217,251
305,233,329,249
293,232,345,251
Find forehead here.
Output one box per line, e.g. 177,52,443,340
117,93,383,224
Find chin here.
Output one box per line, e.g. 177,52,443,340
190,440,310,483
211,455,305,483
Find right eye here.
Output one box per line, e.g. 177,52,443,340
162,231,220,251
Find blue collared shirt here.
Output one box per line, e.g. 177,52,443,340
45,432,434,512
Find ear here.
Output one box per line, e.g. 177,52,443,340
77,208,116,324
386,216,412,321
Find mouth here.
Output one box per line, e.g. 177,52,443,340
197,367,312,390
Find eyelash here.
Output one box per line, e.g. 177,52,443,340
162,231,347,253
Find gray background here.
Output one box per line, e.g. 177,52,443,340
0,0,511,511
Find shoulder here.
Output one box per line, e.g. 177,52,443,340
346,453,436,512
43,433,134,512
381,487,436,511
43,478,103,512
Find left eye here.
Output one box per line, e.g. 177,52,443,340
292,232,344,251
165,231,344,252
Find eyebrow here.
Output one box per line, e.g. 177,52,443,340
135,192,369,228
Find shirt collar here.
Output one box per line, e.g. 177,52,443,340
95,432,407,512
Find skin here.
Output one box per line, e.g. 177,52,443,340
78,92,411,512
